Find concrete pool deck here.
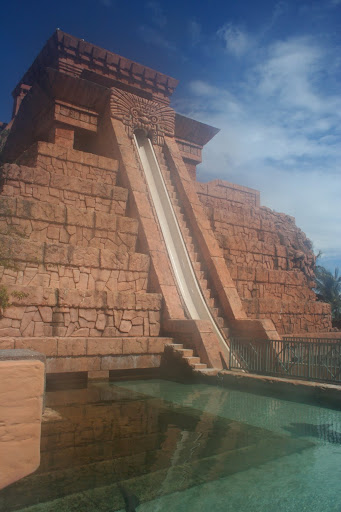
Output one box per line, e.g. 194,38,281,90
194,368,341,409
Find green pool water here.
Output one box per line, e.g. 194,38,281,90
1,379,340,512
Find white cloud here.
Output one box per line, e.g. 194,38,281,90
217,23,252,57
178,35,341,265
254,38,341,115
189,80,220,97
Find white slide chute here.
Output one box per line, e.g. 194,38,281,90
134,131,229,360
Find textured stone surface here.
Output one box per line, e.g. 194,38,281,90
0,337,173,374
1,163,127,215
196,179,332,334
0,357,45,490
0,288,162,338
194,369,341,409
0,137,166,374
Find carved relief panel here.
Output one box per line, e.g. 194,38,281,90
110,88,175,145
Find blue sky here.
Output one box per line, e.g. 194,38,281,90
0,0,340,271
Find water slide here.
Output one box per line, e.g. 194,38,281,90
133,131,230,361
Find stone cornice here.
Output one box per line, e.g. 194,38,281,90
175,113,220,147
13,30,178,105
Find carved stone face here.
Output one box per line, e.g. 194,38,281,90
110,88,175,145
131,106,158,124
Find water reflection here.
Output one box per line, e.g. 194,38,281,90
118,484,140,512
0,383,313,512
284,422,341,444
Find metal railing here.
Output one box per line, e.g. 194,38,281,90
229,337,341,384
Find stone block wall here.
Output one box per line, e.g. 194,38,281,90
1,163,127,215
0,286,161,338
0,351,45,490
0,141,172,375
1,337,172,374
196,179,331,334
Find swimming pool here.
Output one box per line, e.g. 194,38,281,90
1,379,340,512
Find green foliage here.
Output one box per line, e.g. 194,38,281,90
0,285,10,315
10,290,29,300
315,265,341,322
0,287,29,317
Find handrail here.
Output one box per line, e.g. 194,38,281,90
230,337,341,383
133,131,230,360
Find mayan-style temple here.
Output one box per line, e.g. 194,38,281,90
0,30,332,384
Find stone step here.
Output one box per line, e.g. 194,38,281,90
192,363,208,370
198,277,208,289
186,241,194,253
0,196,139,250
17,141,119,186
229,264,308,287
168,185,177,197
202,287,212,301
0,286,162,338
216,316,225,328
192,261,202,271
0,336,173,374
165,343,209,371
168,191,177,200
211,307,219,317
203,200,300,242
220,234,288,260
194,368,219,375
196,269,206,280
182,226,190,238
0,210,137,252
173,347,194,357
177,213,186,226
242,297,330,315
2,285,161,312
235,282,316,303
0,262,148,294
183,356,201,366
203,203,301,255
222,327,230,338
1,163,128,215
188,247,199,263
0,233,150,272
166,343,183,349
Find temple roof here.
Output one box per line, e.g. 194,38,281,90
13,30,179,104
9,30,219,151
175,113,219,147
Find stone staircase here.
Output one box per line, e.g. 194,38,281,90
166,342,208,370
156,149,230,343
